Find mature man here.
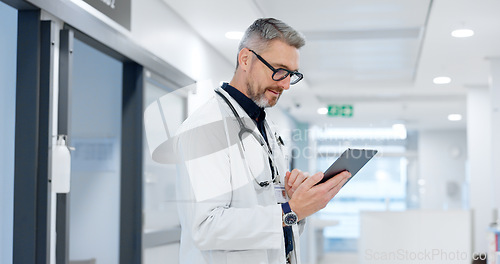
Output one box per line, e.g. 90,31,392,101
175,18,351,264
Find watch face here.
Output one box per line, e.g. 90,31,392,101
284,213,298,225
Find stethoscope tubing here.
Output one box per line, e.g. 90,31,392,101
215,89,279,187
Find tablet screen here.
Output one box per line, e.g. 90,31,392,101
316,148,378,186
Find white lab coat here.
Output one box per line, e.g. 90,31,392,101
175,87,304,264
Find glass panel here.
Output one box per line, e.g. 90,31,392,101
143,77,186,264
68,38,123,264
0,2,17,264
311,127,409,254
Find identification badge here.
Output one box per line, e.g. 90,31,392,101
274,183,287,204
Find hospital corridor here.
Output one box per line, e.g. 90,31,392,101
1,0,500,263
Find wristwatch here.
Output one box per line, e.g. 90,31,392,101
281,202,298,226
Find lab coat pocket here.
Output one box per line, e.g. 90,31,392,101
226,249,267,264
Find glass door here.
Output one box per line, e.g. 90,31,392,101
142,72,187,264
0,2,18,264
68,37,123,264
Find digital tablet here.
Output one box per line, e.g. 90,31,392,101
316,148,378,186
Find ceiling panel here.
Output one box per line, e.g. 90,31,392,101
160,0,500,130
254,0,431,31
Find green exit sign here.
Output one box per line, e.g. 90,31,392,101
328,104,353,117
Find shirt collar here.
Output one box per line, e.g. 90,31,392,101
221,82,266,122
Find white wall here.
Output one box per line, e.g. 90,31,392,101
360,211,472,264
131,0,233,87
489,59,500,219
0,2,17,264
131,0,237,135
467,86,493,253
418,130,467,210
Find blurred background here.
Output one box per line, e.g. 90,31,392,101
1,0,500,263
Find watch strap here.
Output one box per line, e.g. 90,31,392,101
281,202,292,214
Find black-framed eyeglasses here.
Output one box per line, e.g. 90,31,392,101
249,49,303,85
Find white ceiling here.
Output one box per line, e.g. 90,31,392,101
162,0,500,131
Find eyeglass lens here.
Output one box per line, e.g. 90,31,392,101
273,70,303,85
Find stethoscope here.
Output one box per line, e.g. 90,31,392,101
215,89,280,187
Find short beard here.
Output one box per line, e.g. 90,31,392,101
246,83,271,108
254,96,271,108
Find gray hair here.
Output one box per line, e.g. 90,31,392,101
236,18,306,68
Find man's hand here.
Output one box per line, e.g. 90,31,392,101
288,171,351,221
284,169,308,198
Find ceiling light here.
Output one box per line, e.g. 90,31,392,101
225,31,243,40
375,170,389,181
448,114,462,121
433,76,451,84
451,29,474,38
317,107,328,115
392,123,407,139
